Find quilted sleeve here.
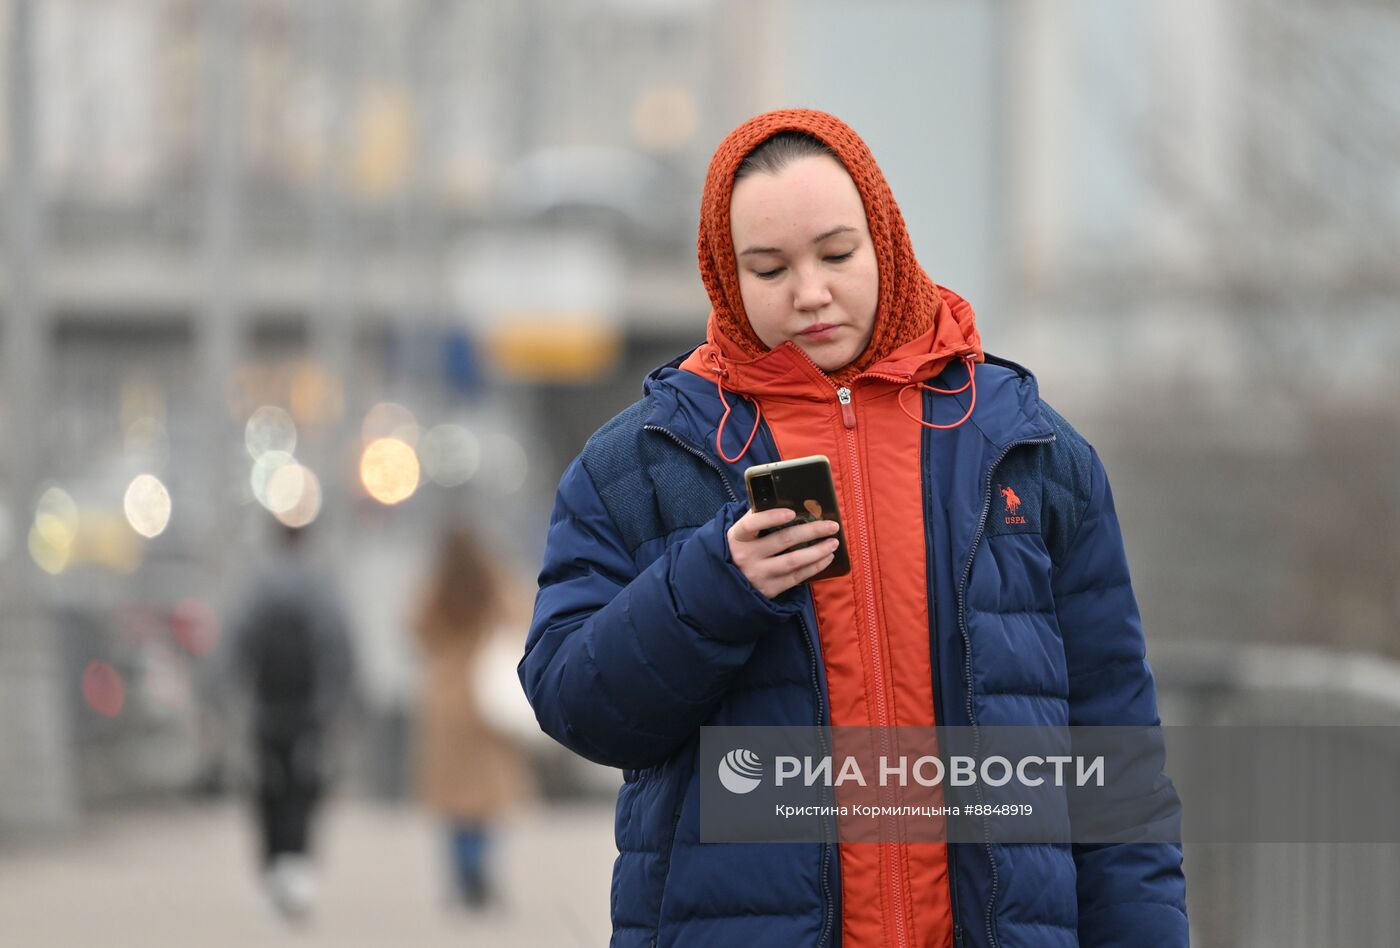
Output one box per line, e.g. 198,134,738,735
518,456,802,770
1053,446,1190,947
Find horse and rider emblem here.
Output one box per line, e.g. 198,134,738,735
999,485,1028,525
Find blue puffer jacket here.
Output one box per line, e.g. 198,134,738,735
521,350,1188,947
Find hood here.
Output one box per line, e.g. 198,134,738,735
678,284,986,463
643,336,1052,475
684,283,983,401
696,108,983,383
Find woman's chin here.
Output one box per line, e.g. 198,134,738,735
799,344,857,374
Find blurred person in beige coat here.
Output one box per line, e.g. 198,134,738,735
411,526,533,910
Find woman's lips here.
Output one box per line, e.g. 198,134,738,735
798,323,841,341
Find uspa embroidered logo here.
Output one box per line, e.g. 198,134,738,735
718,749,765,794
1000,485,1027,525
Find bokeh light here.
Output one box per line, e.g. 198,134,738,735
123,474,172,539
250,450,295,509
245,405,298,459
266,463,323,528
29,486,79,575
419,423,481,487
359,437,419,505
81,661,125,718
361,402,420,448
28,524,72,575
36,485,79,525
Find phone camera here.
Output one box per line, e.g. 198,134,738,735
753,476,776,505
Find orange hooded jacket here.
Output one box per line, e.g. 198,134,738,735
680,109,986,948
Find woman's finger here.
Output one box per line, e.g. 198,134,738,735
752,518,840,559
761,537,839,580
793,549,838,584
768,547,838,595
731,507,797,543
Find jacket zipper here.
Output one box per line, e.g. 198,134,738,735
836,383,909,948
921,392,964,946
957,433,1054,948
783,344,911,948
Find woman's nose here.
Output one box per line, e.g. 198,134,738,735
793,268,833,311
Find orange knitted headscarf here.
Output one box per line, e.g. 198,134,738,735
698,109,949,382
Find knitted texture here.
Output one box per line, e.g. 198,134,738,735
579,399,736,554
698,108,945,382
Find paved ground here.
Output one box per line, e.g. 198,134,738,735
0,798,617,947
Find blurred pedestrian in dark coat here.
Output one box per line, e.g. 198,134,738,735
225,522,355,922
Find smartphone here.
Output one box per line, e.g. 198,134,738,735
743,454,850,581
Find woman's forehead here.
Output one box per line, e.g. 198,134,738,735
729,155,869,246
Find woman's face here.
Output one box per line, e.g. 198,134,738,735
729,155,879,373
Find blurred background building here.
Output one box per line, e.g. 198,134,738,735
2,0,1399,945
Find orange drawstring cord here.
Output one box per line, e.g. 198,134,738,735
705,348,974,460
897,354,978,430
707,349,763,464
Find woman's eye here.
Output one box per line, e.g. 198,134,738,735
826,251,855,264
754,267,785,280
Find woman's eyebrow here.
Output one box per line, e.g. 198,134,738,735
812,225,857,243
738,225,858,257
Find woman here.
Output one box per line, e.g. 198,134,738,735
412,527,530,910
522,110,1187,947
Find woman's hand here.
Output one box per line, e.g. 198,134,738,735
727,508,841,599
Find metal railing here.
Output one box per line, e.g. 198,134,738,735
1153,641,1400,947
